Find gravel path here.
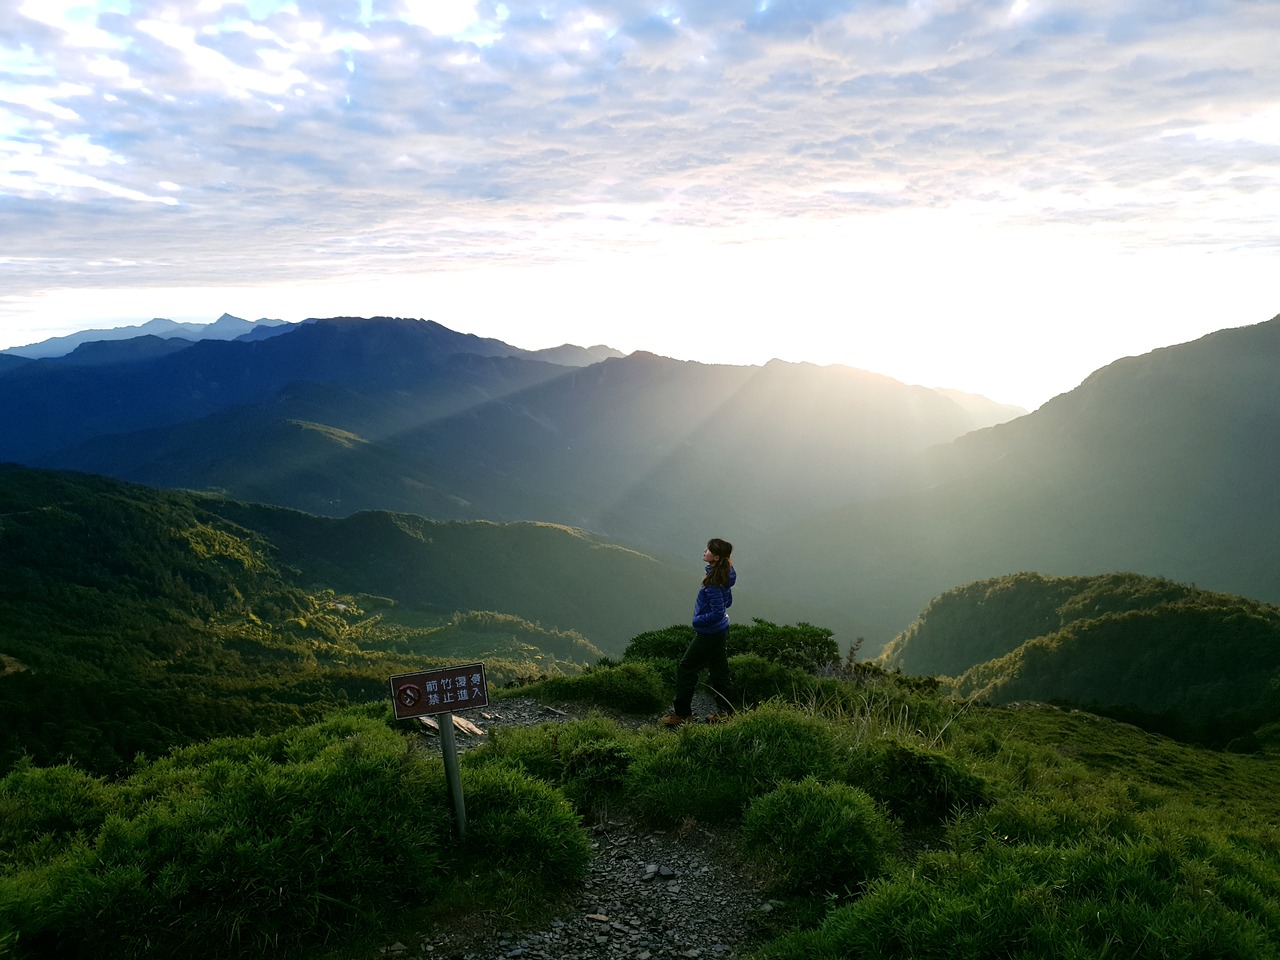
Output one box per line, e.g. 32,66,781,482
375,697,782,960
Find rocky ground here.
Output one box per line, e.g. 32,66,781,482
373,696,786,960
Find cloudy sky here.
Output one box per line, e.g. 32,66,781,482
2,0,1277,409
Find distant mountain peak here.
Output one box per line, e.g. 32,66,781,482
528,342,625,367
4,315,290,359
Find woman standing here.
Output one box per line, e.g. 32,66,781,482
663,538,736,726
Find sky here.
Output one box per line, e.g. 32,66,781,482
2,0,1278,410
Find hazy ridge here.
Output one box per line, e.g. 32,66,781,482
758,313,1280,639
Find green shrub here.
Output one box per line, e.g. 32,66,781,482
951,787,1147,850
622,625,694,663
623,621,840,675
730,653,816,708
0,712,454,958
617,622,841,714
729,620,839,671
465,721,566,784
756,838,1277,960
460,764,591,891
846,740,990,828
0,762,118,867
466,716,637,815
799,675,957,746
628,704,840,826
469,715,626,779
564,739,634,811
742,778,897,895
535,661,668,712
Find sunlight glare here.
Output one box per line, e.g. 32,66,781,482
400,0,479,37
5,210,1277,412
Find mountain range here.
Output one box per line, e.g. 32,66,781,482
4,310,1278,651
9,311,1280,960
1,316,1020,587
0,313,293,359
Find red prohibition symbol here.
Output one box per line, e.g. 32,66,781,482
397,684,421,708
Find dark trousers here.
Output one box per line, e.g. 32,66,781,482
672,627,732,716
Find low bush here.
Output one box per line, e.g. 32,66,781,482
622,620,841,677
627,704,841,826
0,707,596,959
800,676,958,747
468,715,628,781
0,712,454,957
845,739,990,827
728,620,839,671
563,738,634,815
742,777,897,895
466,716,638,815
534,661,668,712
0,762,119,869
622,625,693,664
730,653,816,708
755,837,1277,960
460,764,591,891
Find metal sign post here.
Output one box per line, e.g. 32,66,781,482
389,663,489,838
436,710,465,836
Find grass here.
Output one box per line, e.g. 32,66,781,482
498,661,1280,960
742,777,897,895
6,640,1280,960
0,704,588,959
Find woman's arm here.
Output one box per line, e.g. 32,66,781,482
693,585,729,629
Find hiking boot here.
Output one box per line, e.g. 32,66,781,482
661,714,693,727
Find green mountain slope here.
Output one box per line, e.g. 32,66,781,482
885,571,1280,746
203,501,695,652
0,465,691,776
884,572,1241,675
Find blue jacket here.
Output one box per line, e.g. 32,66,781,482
692,566,736,634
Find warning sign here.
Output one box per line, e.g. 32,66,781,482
389,663,489,720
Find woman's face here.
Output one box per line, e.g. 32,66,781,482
703,546,718,564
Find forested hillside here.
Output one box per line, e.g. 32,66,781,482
0,465,694,776
884,572,1280,747
884,572,1241,675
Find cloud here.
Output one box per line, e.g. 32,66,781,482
1,0,1277,390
